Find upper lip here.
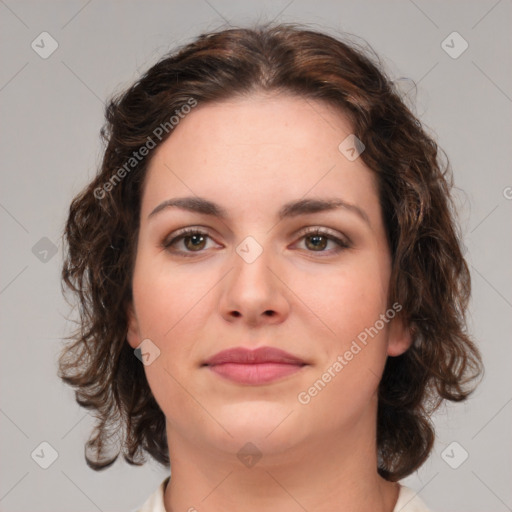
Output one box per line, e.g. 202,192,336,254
203,346,306,366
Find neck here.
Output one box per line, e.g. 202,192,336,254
163,403,399,512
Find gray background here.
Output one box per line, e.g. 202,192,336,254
1,1,511,511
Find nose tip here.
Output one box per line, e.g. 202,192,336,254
220,256,290,326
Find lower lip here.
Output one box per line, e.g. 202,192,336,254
207,362,305,385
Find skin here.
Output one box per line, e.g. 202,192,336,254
127,92,412,512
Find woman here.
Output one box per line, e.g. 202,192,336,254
59,24,482,512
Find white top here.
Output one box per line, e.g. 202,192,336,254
135,476,432,512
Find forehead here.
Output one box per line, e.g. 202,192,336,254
141,94,379,222
156,93,354,159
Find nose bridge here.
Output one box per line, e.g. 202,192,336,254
231,235,276,299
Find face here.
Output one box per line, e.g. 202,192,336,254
127,93,411,460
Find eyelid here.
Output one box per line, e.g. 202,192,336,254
162,226,216,248
293,226,351,247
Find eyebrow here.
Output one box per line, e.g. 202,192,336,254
148,196,370,226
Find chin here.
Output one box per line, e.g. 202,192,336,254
212,401,303,450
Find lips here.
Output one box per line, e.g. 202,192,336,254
203,346,307,385
203,346,306,366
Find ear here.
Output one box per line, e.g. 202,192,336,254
126,302,141,349
386,316,413,357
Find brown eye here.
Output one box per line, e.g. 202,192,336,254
305,234,328,251
295,228,350,255
163,228,217,255
183,233,207,251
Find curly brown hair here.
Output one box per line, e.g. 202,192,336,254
58,23,483,480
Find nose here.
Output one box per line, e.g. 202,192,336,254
218,243,291,327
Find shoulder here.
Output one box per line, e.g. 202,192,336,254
393,484,433,512
133,476,170,512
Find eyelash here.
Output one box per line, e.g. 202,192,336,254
162,227,351,257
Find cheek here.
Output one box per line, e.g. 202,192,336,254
295,283,390,427
131,254,200,337
293,256,390,341
131,252,214,380
131,259,203,416
292,255,391,404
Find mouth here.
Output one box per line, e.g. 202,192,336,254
202,346,308,385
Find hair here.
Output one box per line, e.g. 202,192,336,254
58,22,483,480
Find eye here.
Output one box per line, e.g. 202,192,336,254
162,226,351,257
294,227,350,254
162,228,219,255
